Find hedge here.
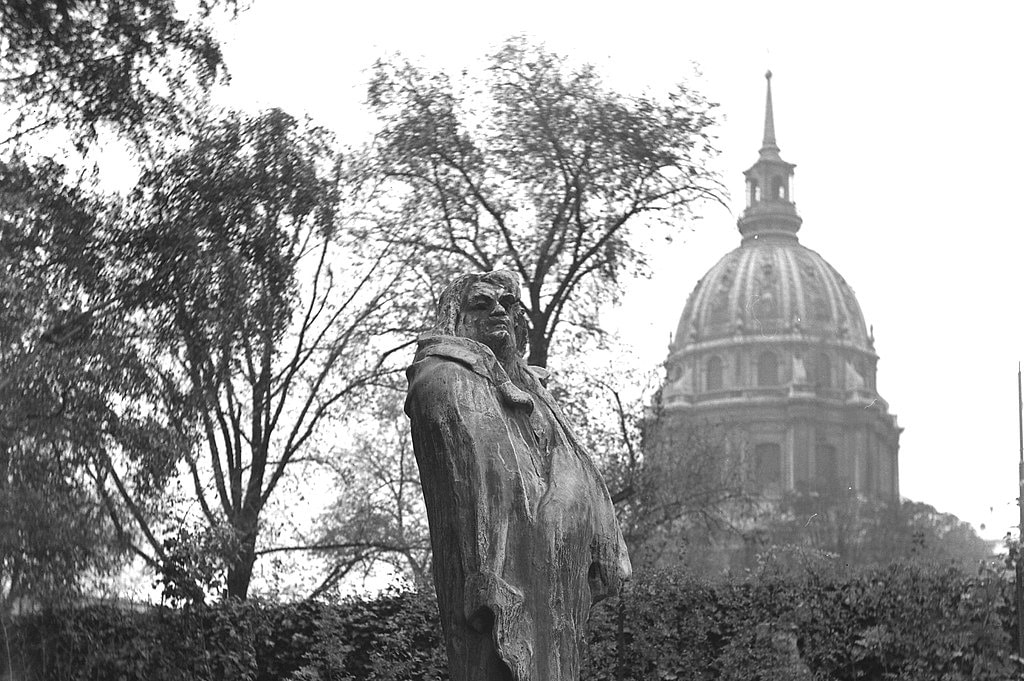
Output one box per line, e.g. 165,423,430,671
4,560,1022,680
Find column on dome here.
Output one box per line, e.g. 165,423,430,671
785,424,796,490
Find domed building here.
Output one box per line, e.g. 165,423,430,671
661,72,901,501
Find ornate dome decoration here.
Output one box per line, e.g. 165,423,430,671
660,72,900,505
674,241,870,348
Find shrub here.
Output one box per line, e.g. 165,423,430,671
4,560,1022,681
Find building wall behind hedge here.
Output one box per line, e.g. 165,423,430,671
4,561,1021,681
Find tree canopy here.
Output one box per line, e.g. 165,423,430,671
0,0,231,149
104,108,414,599
0,156,172,608
754,485,994,568
362,37,723,367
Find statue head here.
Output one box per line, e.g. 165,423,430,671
434,270,529,362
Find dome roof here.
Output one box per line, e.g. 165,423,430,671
673,234,871,351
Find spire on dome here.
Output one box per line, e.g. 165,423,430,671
739,70,800,242
760,70,780,159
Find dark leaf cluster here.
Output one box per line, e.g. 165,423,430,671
5,561,1022,680
0,0,232,148
0,156,176,609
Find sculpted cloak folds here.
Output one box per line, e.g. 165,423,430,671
406,334,631,681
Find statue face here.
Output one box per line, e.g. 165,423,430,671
456,281,520,358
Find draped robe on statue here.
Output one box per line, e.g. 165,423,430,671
405,334,631,681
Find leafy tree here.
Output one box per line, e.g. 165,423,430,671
757,482,887,566
304,37,723,588
108,108,414,599
361,37,722,367
279,390,432,597
897,500,994,563
0,157,178,609
0,0,250,604
0,0,231,149
756,485,993,568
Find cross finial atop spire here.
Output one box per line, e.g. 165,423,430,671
761,70,780,159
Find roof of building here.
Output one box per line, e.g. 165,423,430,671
672,237,871,351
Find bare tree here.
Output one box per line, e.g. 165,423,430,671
624,418,756,571
552,355,755,571
283,390,433,598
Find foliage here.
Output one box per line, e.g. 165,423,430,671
897,499,995,563
157,524,239,606
101,107,415,599
3,592,447,681
284,589,447,681
361,36,722,367
6,561,1021,680
623,416,755,573
545,348,754,574
0,0,248,613
757,485,994,568
0,0,232,149
592,559,1021,681
310,390,432,596
5,600,260,681
0,156,177,611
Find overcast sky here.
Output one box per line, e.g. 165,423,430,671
210,0,1024,540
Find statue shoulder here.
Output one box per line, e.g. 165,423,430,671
413,334,498,372
408,354,473,390
405,353,489,418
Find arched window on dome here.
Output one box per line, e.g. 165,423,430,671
706,355,723,391
754,443,782,486
757,351,779,386
772,176,787,201
815,352,832,388
748,179,761,206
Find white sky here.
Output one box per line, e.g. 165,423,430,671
210,0,1024,540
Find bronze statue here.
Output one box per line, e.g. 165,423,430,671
405,270,631,681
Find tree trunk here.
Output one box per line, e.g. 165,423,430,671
527,321,549,368
226,513,258,600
